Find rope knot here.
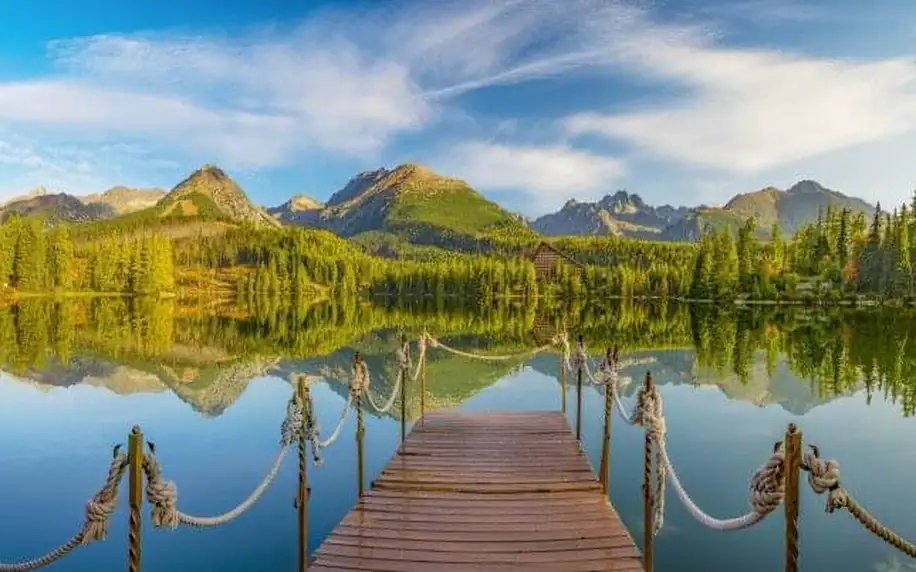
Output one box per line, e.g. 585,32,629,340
802,448,846,512
633,383,666,443
280,394,305,447
142,455,180,530
418,333,428,355
396,345,411,372
80,454,129,544
350,362,369,396
599,358,618,387
574,341,587,371
747,445,786,516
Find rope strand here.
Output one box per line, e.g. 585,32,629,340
597,363,786,532
803,448,916,557
0,454,129,571
143,392,303,530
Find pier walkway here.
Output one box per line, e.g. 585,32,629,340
309,410,642,571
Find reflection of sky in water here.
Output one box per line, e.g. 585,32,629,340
1,348,915,571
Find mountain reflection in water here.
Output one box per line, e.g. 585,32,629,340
1,296,915,572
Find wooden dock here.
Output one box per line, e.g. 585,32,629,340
309,410,642,571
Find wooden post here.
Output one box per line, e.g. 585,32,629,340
400,334,408,446
354,353,366,498
642,371,654,572
784,423,801,572
296,379,310,572
127,426,143,572
575,335,583,443
599,346,615,496
559,346,567,414
420,335,427,426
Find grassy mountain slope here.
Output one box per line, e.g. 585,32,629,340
67,165,280,241
160,165,279,228
660,208,769,241
275,164,537,250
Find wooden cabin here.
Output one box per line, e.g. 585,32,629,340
530,241,584,283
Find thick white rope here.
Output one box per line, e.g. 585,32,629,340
313,391,352,448
0,454,129,571
143,392,303,530
361,346,405,414
598,363,787,532
803,448,916,557
425,331,559,362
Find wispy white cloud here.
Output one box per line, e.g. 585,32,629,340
561,4,916,175
432,141,625,213
1,0,915,206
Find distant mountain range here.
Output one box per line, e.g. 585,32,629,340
531,180,876,240
0,163,880,242
0,165,277,229
531,191,690,239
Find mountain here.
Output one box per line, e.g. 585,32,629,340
531,191,689,238
4,186,54,205
267,194,323,224
662,180,877,240
273,163,534,247
0,192,113,223
724,180,876,234
533,180,876,242
81,186,166,215
157,165,279,228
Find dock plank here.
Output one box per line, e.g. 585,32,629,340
310,411,641,571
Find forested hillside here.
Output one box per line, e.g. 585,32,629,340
1,161,913,305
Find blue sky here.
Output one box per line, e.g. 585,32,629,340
1,0,915,216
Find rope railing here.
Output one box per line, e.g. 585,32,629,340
8,330,916,572
0,453,129,571
802,446,916,557
423,330,560,362
597,361,788,532
141,391,303,529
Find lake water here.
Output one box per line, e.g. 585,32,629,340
1,298,915,571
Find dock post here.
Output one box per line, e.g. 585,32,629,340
355,353,366,498
575,335,583,443
420,335,427,426
297,378,310,572
784,423,801,572
642,371,654,572
559,343,567,414
400,334,408,446
599,346,616,495
127,426,144,572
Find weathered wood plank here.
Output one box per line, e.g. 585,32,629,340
310,411,641,571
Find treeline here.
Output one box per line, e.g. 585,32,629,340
0,215,174,294
179,227,543,303
7,297,916,416
790,203,916,299
46,188,916,303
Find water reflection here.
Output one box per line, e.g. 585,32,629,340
0,298,915,571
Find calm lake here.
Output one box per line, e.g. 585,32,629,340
1,298,915,571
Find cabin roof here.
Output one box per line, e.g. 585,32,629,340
532,241,584,269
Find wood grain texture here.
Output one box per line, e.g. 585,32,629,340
310,411,641,571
